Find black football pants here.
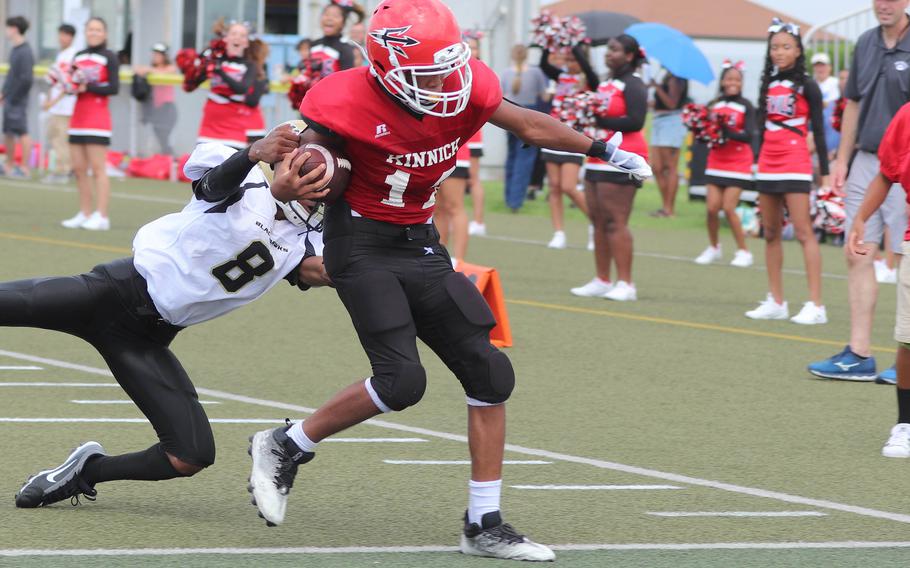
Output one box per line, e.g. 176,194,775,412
0,258,215,467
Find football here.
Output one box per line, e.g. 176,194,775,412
298,142,352,204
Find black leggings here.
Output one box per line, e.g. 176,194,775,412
0,258,215,467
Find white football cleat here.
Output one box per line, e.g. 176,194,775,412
571,277,613,298
790,302,827,325
745,294,788,320
604,280,636,302
61,211,89,229
81,211,110,231
547,231,566,250
694,245,722,265
730,249,754,267
604,132,652,181
460,511,555,562
248,423,313,527
883,424,910,458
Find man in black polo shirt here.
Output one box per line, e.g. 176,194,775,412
0,15,34,178
808,0,910,383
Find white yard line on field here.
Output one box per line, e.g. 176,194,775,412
0,365,42,370
384,460,551,465
70,399,220,405
4,541,910,557
3,348,910,525
512,484,681,490
647,511,828,518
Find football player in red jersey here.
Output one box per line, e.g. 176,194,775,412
247,0,649,561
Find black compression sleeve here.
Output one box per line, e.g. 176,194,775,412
805,81,830,176
216,62,255,95
596,76,647,132
192,147,256,202
725,99,756,143
538,50,561,82
572,45,600,91
86,51,120,95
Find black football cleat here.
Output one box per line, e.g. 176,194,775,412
460,511,555,562
15,442,106,508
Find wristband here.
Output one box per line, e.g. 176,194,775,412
586,139,606,158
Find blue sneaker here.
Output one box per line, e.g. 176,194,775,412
876,366,897,385
807,346,877,381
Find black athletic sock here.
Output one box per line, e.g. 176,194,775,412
898,388,910,425
81,443,183,484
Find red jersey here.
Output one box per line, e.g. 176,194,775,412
588,76,648,170
68,47,118,139
705,97,755,180
300,58,502,224
879,102,910,239
757,77,828,182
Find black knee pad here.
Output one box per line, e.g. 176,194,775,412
460,345,516,405
372,361,427,411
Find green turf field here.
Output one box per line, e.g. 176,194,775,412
1,176,908,567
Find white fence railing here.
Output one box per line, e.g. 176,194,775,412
804,7,878,72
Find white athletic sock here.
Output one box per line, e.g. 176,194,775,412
288,421,319,453
468,479,502,526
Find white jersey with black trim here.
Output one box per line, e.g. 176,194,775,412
133,143,324,327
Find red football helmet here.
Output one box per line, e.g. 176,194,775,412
367,0,472,117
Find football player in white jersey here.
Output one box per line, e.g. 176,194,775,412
8,123,332,508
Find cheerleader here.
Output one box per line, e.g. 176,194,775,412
694,61,756,268
435,143,471,268
192,21,259,148
464,33,488,237
244,38,271,143
311,0,365,73
746,19,829,325
539,44,599,249
61,17,119,232
571,34,648,301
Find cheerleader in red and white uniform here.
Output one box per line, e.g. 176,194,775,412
694,61,756,268
464,33,488,237
436,141,472,268
539,44,599,249
571,35,648,302
193,22,259,148
311,0,364,74
746,19,829,325
61,17,119,232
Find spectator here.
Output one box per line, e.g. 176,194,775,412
42,23,77,184
1,16,34,178
812,52,840,164
499,45,549,212
808,0,910,382
347,21,367,68
244,38,270,143
649,70,689,217
133,43,178,155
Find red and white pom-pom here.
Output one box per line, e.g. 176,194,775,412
175,48,198,74
560,16,589,49
530,10,562,51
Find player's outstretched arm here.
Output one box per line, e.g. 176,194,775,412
194,125,300,202
488,99,652,180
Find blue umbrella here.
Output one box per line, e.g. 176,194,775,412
625,22,714,85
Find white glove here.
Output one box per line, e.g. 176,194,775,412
603,132,653,181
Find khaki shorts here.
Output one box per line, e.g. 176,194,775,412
896,241,910,343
